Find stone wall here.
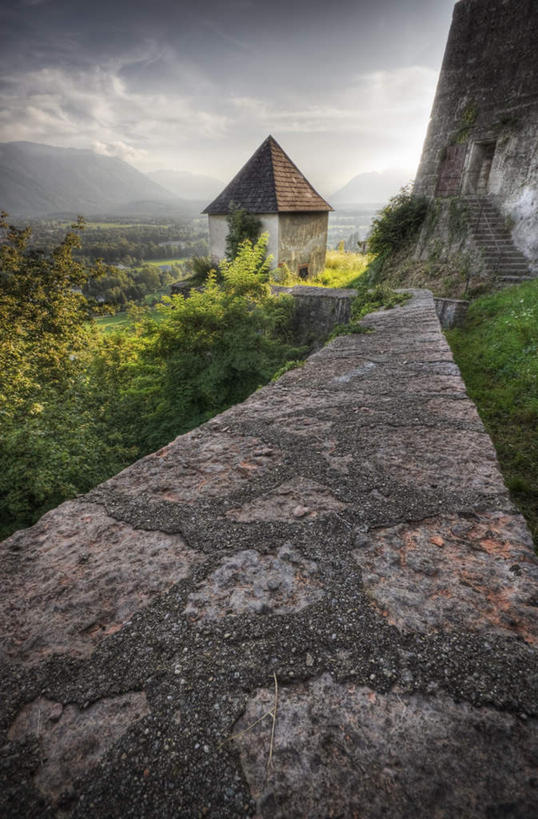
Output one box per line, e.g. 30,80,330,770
434,296,469,329
1,290,536,817
414,0,538,267
278,212,328,277
271,284,356,347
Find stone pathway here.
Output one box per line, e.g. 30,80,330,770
1,290,536,817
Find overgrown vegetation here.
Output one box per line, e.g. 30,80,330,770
273,249,370,289
0,222,299,538
447,280,538,547
368,185,428,262
328,283,411,339
225,205,262,261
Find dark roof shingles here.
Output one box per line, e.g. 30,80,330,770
203,136,332,214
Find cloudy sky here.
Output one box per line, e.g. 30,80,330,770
0,0,456,194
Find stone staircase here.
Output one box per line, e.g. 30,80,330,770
466,196,534,285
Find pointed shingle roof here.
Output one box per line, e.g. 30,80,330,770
203,136,333,214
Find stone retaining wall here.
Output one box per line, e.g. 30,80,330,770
271,284,357,346
1,290,536,818
434,296,469,328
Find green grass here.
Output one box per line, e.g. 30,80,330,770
446,279,538,547
95,306,165,333
57,221,168,229
272,250,371,289
144,257,186,267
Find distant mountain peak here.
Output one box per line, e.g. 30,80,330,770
331,169,412,206
0,142,187,218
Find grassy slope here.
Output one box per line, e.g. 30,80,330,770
446,280,538,546
275,249,371,289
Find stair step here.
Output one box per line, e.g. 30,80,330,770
463,197,532,278
479,253,527,261
480,256,528,263
483,260,529,267
484,261,529,267
481,257,528,262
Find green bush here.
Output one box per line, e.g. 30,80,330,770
138,235,299,448
225,204,263,261
185,255,218,285
0,224,301,538
368,185,428,258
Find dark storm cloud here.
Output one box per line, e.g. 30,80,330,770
0,0,456,191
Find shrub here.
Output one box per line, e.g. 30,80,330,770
225,204,263,260
185,255,217,285
368,185,428,257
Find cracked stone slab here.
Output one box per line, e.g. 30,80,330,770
369,426,505,496
1,502,201,664
226,477,348,523
8,692,149,802
103,431,282,503
354,511,538,644
234,673,538,818
184,545,324,621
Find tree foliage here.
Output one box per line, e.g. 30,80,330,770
368,185,428,257
0,226,298,538
225,204,263,261
131,235,297,449
0,214,135,536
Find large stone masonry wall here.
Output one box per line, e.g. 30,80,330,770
1,291,537,817
414,0,538,267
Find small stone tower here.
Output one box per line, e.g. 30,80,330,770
203,136,333,277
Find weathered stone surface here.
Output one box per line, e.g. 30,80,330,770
0,290,536,818
414,0,538,271
271,284,357,345
434,296,469,328
104,431,282,503
0,502,201,665
184,545,323,622
235,674,538,818
226,476,347,523
8,692,149,801
354,511,538,645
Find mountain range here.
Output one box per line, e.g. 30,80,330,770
330,170,412,205
0,143,213,218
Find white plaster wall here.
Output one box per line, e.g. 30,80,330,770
208,215,229,261
208,214,280,266
259,215,280,266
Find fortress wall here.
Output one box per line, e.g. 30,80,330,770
414,0,538,264
1,290,537,817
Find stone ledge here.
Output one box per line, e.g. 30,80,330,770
0,289,536,818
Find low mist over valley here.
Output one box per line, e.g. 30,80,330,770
0,142,206,219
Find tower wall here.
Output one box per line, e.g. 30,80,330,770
414,0,538,265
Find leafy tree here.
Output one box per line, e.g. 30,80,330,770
0,214,133,537
225,204,262,261
0,213,105,412
0,225,299,538
368,185,428,257
136,235,298,448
